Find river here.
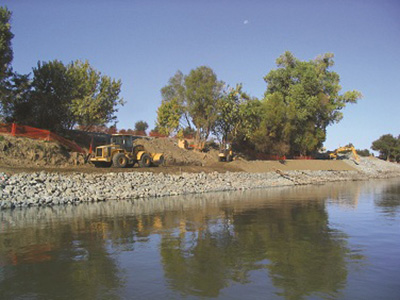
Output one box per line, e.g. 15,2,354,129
1,179,399,299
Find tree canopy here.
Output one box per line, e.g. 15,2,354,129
0,6,13,83
371,134,400,162
157,66,224,141
134,120,149,132
185,66,224,142
252,51,362,155
68,60,124,131
213,84,249,144
0,6,18,120
156,98,182,136
6,59,124,132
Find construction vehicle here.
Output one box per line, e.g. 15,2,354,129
90,134,164,168
218,143,234,162
329,146,360,163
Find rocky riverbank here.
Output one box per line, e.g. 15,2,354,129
0,156,399,209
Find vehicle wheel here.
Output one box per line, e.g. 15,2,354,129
139,153,151,168
219,156,225,162
113,153,128,168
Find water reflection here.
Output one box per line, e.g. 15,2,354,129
374,182,400,216
1,180,398,299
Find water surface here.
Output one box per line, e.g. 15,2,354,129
1,179,399,299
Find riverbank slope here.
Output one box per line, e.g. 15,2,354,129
0,157,399,209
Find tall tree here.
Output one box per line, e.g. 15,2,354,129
0,7,29,121
11,60,124,132
257,51,362,155
29,60,75,131
0,6,13,83
1,73,30,122
185,66,224,142
69,60,124,131
160,70,191,128
213,84,249,144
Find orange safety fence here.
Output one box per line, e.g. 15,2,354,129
149,131,168,138
0,123,85,153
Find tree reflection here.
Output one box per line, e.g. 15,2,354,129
374,183,400,216
248,202,349,299
0,219,123,300
159,196,361,299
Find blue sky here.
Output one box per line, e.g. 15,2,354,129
3,0,400,151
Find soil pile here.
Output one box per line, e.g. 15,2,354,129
134,137,219,166
229,159,357,173
0,135,85,167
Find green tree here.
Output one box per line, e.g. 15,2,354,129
12,60,124,132
258,51,362,155
237,98,262,141
1,73,30,122
251,93,291,155
356,149,370,157
156,98,182,136
213,84,249,143
69,60,124,131
0,6,13,83
28,60,76,131
0,7,31,122
371,134,399,161
134,120,149,132
185,66,224,142
161,70,191,128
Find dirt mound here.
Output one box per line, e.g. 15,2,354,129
134,137,219,166
0,135,85,167
229,159,357,173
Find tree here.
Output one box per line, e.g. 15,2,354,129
1,73,30,122
251,93,291,155
213,84,249,144
371,134,399,162
0,7,31,122
0,6,13,83
356,149,371,157
156,98,182,136
134,120,149,132
68,60,124,131
255,51,362,155
161,70,191,128
185,66,224,143
9,59,124,132
28,60,76,131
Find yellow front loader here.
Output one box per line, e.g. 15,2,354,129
90,134,164,168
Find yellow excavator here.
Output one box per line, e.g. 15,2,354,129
329,146,360,164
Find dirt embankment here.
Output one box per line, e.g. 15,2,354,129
0,135,399,177
0,135,86,168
